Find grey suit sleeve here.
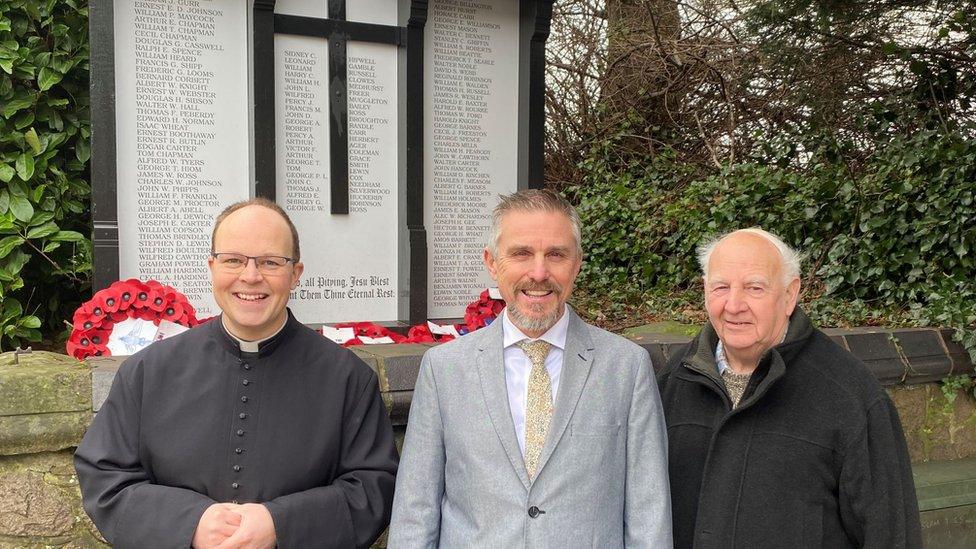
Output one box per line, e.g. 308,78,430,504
388,352,445,548
624,351,674,548
73,359,214,548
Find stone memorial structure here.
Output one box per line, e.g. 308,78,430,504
3,327,976,547
90,0,554,325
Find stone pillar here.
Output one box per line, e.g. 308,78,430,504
0,350,106,547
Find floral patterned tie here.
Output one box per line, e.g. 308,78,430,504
517,339,553,480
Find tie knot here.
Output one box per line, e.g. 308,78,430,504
517,339,552,366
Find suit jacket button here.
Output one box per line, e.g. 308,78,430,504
528,506,541,518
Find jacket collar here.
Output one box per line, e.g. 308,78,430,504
475,306,595,489
681,307,815,407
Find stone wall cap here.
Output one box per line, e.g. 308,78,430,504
0,351,90,417
913,457,976,511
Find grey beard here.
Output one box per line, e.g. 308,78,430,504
508,302,562,335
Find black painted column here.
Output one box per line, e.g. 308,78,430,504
89,0,119,292
253,0,277,200
327,0,350,214
527,0,553,189
406,0,428,325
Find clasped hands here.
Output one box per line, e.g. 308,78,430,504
192,502,276,549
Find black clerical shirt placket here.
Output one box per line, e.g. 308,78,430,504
229,352,264,503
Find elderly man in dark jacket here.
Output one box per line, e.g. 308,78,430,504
657,227,921,548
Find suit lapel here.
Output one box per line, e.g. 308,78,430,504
534,309,594,478
475,319,531,489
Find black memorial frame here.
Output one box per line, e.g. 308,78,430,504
89,0,553,327
253,0,429,325
252,0,551,325
89,0,120,294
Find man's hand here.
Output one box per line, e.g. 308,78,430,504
192,503,242,548
215,503,277,549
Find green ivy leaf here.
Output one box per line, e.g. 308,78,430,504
26,221,58,239
37,67,63,91
24,128,42,154
8,196,33,222
0,190,9,213
42,241,60,253
18,315,42,329
0,164,14,183
0,235,24,259
1,298,22,322
8,180,28,198
2,248,30,277
15,153,35,181
29,210,54,226
75,137,90,163
49,230,84,242
2,96,34,118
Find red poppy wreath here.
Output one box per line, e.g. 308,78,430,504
67,279,202,359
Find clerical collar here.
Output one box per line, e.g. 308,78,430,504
221,316,288,353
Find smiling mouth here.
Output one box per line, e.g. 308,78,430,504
235,292,268,302
521,289,554,298
725,320,751,326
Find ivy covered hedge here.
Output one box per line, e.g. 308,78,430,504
0,0,90,351
568,126,976,361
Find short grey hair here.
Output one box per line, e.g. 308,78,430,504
697,227,801,284
487,189,582,257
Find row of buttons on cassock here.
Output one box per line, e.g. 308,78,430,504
230,358,252,503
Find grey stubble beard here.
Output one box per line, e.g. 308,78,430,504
508,299,563,335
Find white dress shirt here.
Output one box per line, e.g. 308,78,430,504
501,306,569,455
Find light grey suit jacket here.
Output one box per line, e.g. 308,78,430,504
389,308,672,548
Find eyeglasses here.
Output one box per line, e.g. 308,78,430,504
211,253,297,274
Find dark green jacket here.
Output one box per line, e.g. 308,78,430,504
657,308,921,548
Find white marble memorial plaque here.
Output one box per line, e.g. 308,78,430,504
115,0,249,317
424,0,520,318
275,1,401,323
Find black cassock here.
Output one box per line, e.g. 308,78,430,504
74,311,399,548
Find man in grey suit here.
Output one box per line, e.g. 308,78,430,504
390,189,672,548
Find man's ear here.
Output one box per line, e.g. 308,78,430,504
483,248,498,281
291,261,304,289
786,277,801,314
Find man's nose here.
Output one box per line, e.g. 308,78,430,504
527,255,550,281
724,287,747,312
238,258,264,282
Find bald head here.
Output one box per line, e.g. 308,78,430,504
211,198,300,261
697,228,800,285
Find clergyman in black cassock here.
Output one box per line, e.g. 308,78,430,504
74,200,398,548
